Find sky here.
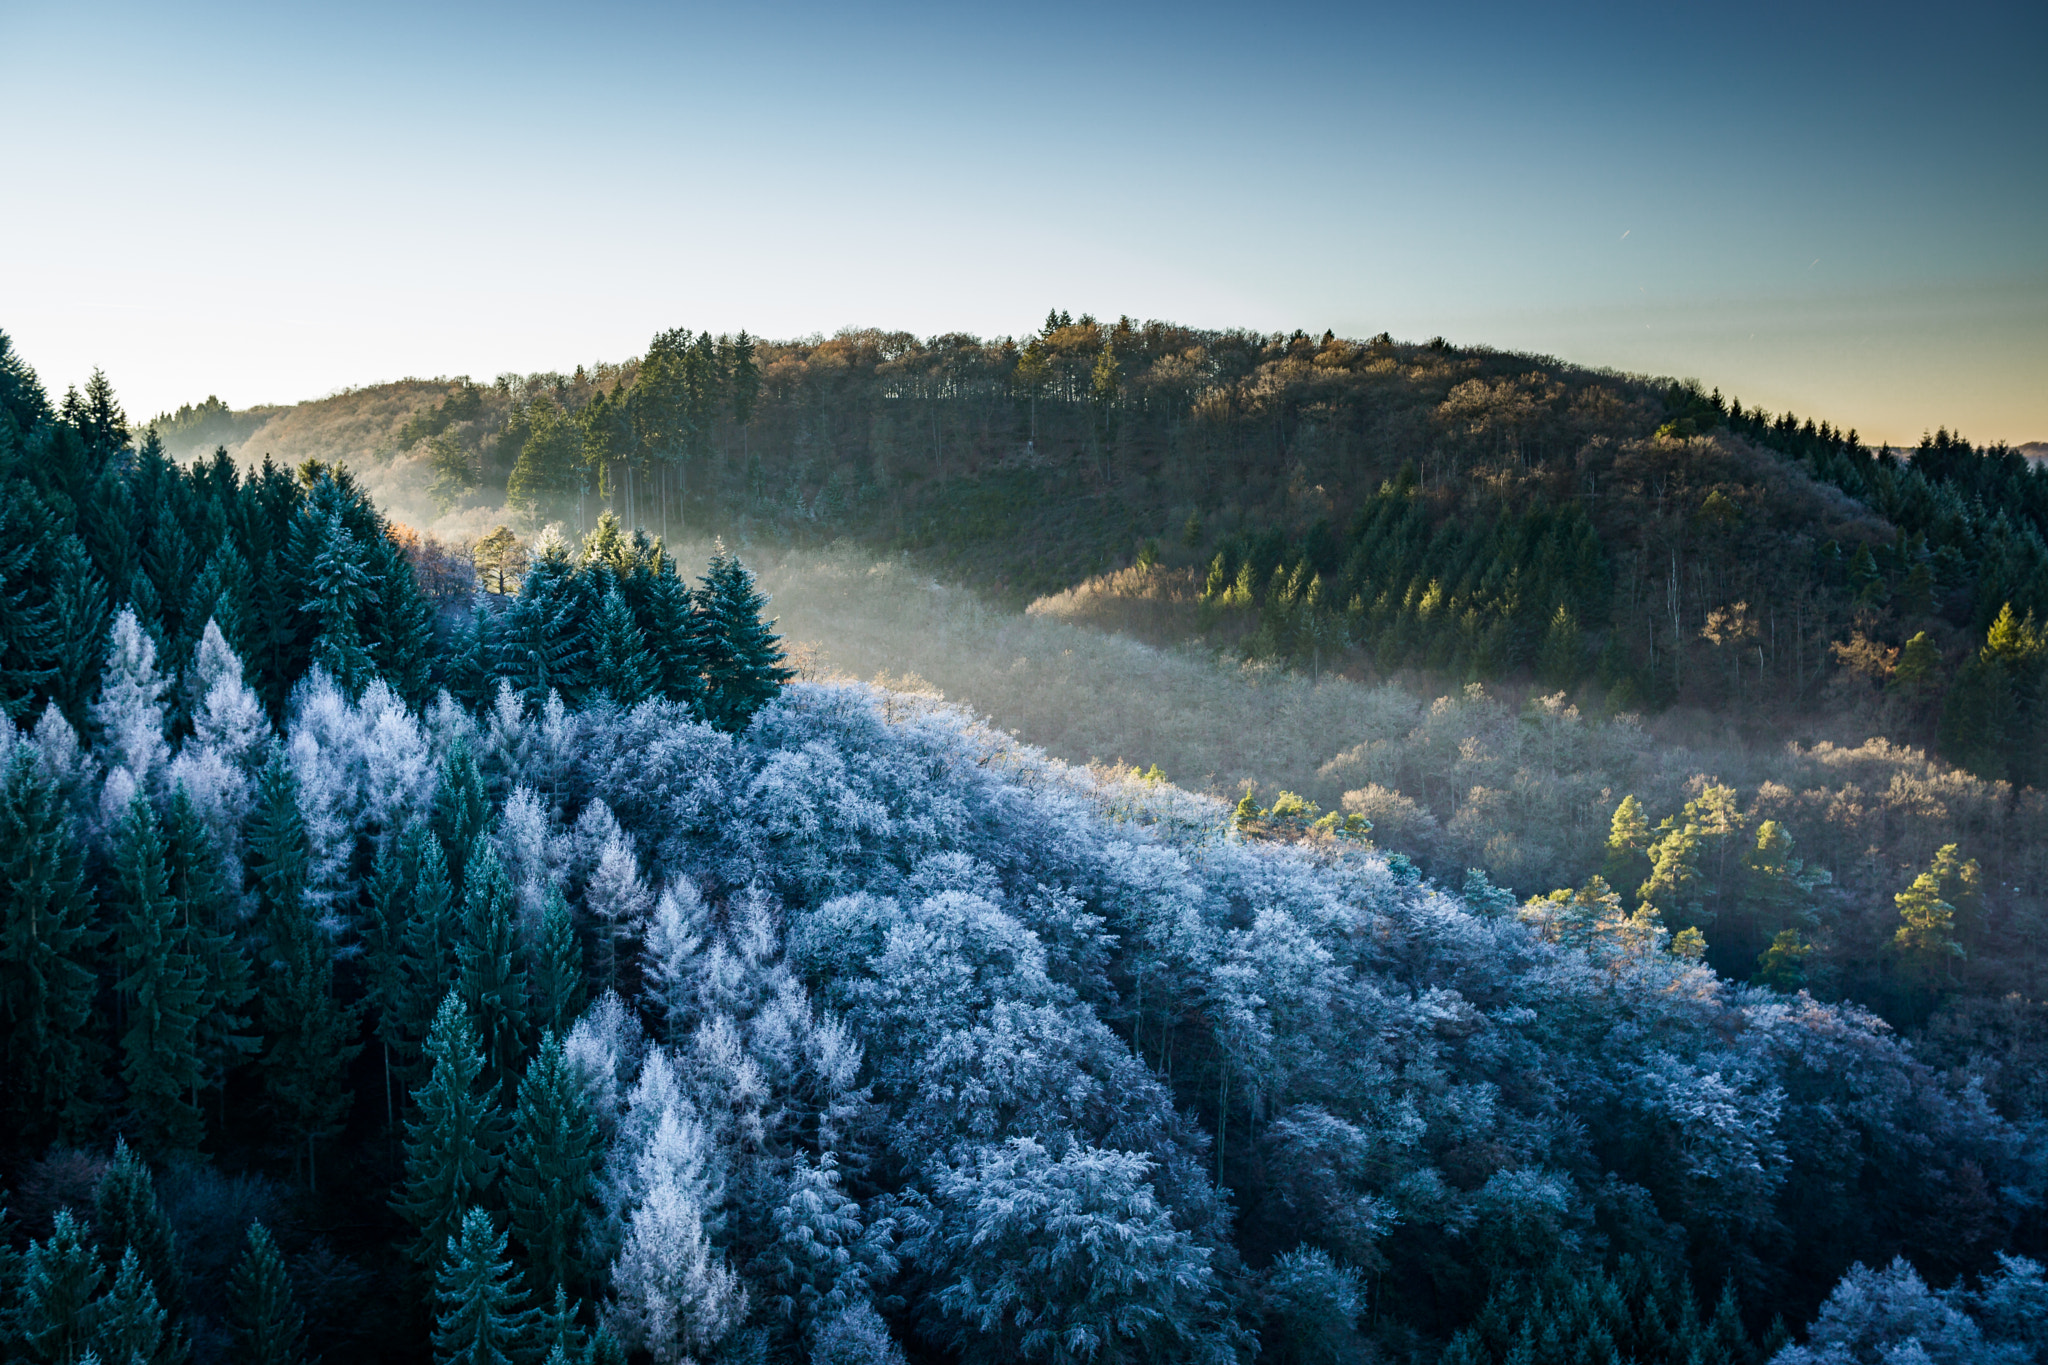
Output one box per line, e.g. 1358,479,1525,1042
2,0,2043,445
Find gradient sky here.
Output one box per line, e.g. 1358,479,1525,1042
3,0,2043,445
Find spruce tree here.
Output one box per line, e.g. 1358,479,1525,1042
695,546,792,733
92,1140,186,1334
110,796,208,1154
0,485,56,724
364,840,414,1126
456,839,529,1093
644,555,706,710
394,993,503,1269
432,1208,537,1365
502,1030,599,1296
227,1221,306,1365
432,739,491,888
246,750,360,1189
531,887,585,1039
400,827,462,1091
589,587,657,708
21,1210,103,1365
92,1246,168,1365
93,607,173,795
0,745,104,1145
45,534,108,729
446,603,497,713
496,544,589,709
534,1284,590,1365
299,507,374,696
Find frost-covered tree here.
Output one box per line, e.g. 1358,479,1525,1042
639,880,706,1040
433,1208,537,1365
91,607,171,812
1773,1257,1993,1365
395,992,504,1269
495,785,562,939
752,1152,891,1349
607,1105,747,1365
585,826,653,995
227,1221,306,1365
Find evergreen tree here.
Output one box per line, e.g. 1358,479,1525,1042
503,1030,600,1297
447,603,497,713
534,1284,590,1365
110,796,208,1154
395,993,503,1269
432,739,491,888
496,541,589,708
245,750,359,1188
432,1208,537,1365
21,1210,103,1365
92,1246,168,1365
364,839,415,1126
695,546,791,733
400,827,462,1090
531,886,585,1039
589,587,657,708
92,607,172,797
161,788,254,1114
226,1221,306,1365
0,488,57,725
643,555,706,710
457,839,529,1092
92,1140,186,1335
44,534,106,729
298,507,374,696
0,745,103,1145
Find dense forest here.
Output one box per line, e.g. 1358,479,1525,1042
7,328,2048,1365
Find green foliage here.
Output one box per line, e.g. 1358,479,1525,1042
695,545,793,733
395,993,503,1269
92,1246,169,1365
531,887,585,1039
92,1141,184,1331
21,1210,103,1365
0,746,103,1144
456,840,529,1091
432,1208,536,1365
503,1031,599,1296
109,796,208,1153
227,1221,306,1365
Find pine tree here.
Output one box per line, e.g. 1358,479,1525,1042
0,745,103,1146
589,587,657,708
92,1246,168,1365
21,1210,103,1365
395,993,503,1269
695,546,792,733
110,796,208,1154
457,839,529,1093
92,1140,186,1336
531,887,586,1040
503,1029,599,1299
227,1221,306,1365
246,750,360,1189
433,1208,537,1365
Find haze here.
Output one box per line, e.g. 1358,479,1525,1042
2,0,2042,445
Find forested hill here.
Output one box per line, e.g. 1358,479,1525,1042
1,328,2045,1365
144,316,2048,789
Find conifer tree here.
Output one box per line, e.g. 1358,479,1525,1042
300,508,374,696
534,1284,590,1365
447,603,497,713
227,1221,306,1365
0,746,103,1145
695,547,791,733
457,839,529,1092
21,1210,103,1365
532,886,586,1039
400,828,462,1089
93,607,172,797
364,840,415,1127
245,750,359,1189
503,1030,600,1297
92,1246,168,1365
643,556,706,710
432,1208,537,1365
496,541,589,709
395,993,503,1269
93,1140,186,1336
432,739,491,888
589,587,657,708
45,534,107,728
110,796,208,1153
0,486,56,724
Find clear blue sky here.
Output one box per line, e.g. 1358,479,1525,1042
3,0,2042,444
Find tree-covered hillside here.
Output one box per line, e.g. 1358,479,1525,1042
7,329,2047,1365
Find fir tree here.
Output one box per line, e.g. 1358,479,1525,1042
44,534,107,729
110,796,208,1154
0,745,103,1145
531,887,585,1040
503,1030,600,1297
695,546,791,733
226,1221,306,1365
92,1246,168,1365
246,750,360,1189
457,839,529,1093
92,1140,186,1335
447,603,497,713
299,507,374,696
534,1284,590,1365
21,1210,103,1365
496,542,589,709
395,993,503,1269
589,587,657,708
643,555,706,710
432,739,491,888
92,607,172,797
0,486,56,723
400,827,462,1090
432,1208,537,1365
364,839,414,1127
